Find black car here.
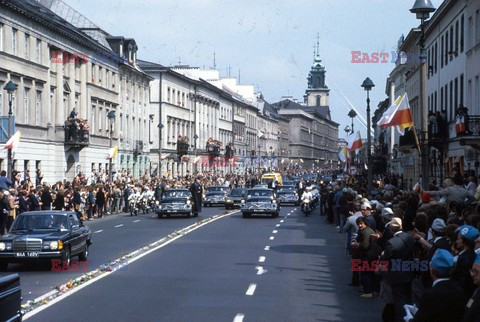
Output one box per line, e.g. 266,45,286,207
0,274,21,321
205,186,229,194
277,185,296,193
156,189,195,218
225,188,248,209
203,191,227,207
277,191,299,205
241,188,280,218
0,211,92,270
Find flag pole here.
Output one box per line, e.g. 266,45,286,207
411,126,421,154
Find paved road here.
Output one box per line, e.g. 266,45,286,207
27,206,382,322
0,206,226,302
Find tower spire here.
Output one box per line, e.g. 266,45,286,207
316,32,320,57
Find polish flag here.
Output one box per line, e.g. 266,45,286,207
377,93,414,135
3,131,22,150
347,131,363,152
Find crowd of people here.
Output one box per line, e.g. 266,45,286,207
1,163,480,320
321,173,480,321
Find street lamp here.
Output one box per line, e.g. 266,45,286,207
348,109,357,134
4,80,17,179
410,0,436,189
157,123,164,177
361,77,375,192
107,110,116,182
344,125,351,136
193,134,199,173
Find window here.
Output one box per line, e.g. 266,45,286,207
12,28,17,55
24,88,29,124
460,74,464,107
24,34,29,60
35,90,41,125
434,42,438,73
469,16,474,49
35,39,41,63
105,71,109,88
91,105,96,135
476,10,480,43
450,81,453,121
445,31,449,66
450,26,454,60
120,113,123,138
455,77,458,111
167,87,171,102
441,35,444,68
461,15,464,53
0,23,3,51
98,107,103,132
455,21,459,56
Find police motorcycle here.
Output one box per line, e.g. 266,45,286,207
301,187,314,216
128,188,141,216
139,187,155,214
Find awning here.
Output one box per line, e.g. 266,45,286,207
160,154,170,160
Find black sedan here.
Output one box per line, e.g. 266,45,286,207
0,211,92,270
203,191,227,207
225,188,248,209
241,188,280,218
277,191,299,205
157,189,195,218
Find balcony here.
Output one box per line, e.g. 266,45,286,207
206,139,221,157
458,115,480,150
64,118,90,151
134,140,143,155
398,128,416,151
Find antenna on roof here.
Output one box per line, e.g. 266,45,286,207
177,57,181,65
213,51,216,70
238,69,241,83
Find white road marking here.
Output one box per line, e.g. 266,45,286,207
23,211,239,320
276,224,280,227
133,220,140,223
272,230,278,234
246,284,257,296
280,220,284,223
264,246,270,251
114,224,123,228
269,236,275,240
94,230,103,234
255,266,267,275
233,313,245,322
259,256,266,263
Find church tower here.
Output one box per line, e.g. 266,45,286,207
304,37,330,107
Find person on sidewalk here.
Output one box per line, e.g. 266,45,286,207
463,253,480,322
413,249,466,322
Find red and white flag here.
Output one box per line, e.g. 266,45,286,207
377,93,414,135
346,131,363,152
3,131,22,150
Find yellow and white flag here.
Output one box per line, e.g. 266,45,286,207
106,146,118,160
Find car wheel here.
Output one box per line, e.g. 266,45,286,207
0,262,8,271
62,248,71,267
242,212,250,218
79,244,89,261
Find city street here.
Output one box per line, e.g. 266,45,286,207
20,206,381,322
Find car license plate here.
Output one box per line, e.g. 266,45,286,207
253,209,263,212
15,252,39,258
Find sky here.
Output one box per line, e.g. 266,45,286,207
64,0,443,140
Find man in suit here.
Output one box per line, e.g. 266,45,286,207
189,176,203,217
413,249,466,322
380,217,416,322
463,253,480,322
453,225,479,298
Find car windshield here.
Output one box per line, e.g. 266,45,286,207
164,190,191,198
247,190,273,198
207,187,227,192
247,197,271,203
207,191,225,196
11,214,69,231
278,191,294,196
230,189,246,197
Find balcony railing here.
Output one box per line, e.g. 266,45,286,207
64,118,90,147
456,115,480,137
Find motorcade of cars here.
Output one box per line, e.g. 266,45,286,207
0,273,21,321
0,211,92,270
203,191,227,207
277,185,296,193
225,188,248,209
156,189,195,218
241,188,280,218
276,190,299,206
261,173,283,186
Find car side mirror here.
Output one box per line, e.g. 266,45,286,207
71,225,79,231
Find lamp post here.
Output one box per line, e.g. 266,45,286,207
4,80,17,179
257,144,261,174
107,110,116,182
361,77,375,192
157,123,164,177
194,134,198,173
344,125,351,136
410,0,436,189
348,109,357,134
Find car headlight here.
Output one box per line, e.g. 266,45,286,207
50,241,59,250
304,200,310,203
202,194,206,198
272,200,276,204
0,242,5,251
226,199,233,203
187,200,191,205
241,200,245,204
156,201,159,205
